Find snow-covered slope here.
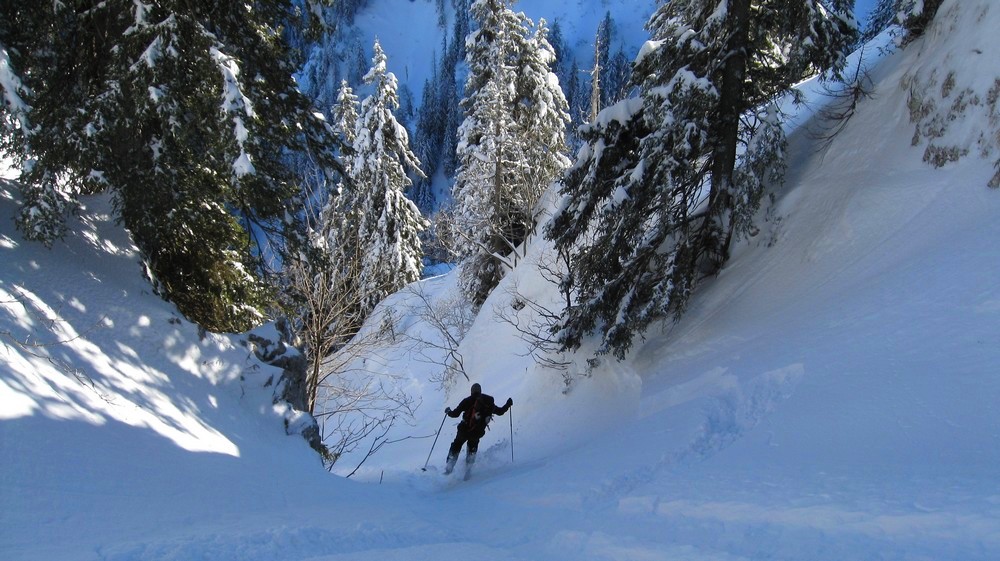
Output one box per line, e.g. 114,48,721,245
3,1,1000,560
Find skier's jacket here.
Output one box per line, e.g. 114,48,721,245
447,393,510,438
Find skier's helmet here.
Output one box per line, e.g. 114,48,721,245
471,383,482,396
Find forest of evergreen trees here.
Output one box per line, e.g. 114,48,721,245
0,0,919,430
295,0,638,215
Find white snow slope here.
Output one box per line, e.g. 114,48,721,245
3,2,1000,560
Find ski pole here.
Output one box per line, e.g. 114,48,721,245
509,405,514,463
422,412,448,471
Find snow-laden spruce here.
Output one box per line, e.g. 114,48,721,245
350,40,429,314
452,0,570,307
333,79,360,171
546,0,856,358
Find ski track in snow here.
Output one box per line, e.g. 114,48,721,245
578,365,806,511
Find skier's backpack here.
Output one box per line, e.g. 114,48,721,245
465,393,495,430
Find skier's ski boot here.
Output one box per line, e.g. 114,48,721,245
463,453,476,480
443,454,457,475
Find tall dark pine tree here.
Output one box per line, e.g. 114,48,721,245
604,49,632,107
547,0,855,358
0,0,342,332
596,12,613,111
442,1,470,178
412,52,445,212
297,28,344,118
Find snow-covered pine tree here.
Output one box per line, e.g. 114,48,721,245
350,39,428,314
0,0,342,332
333,80,360,165
595,12,612,114
346,38,369,85
584,12,632,121
330,0,370,22
437,1,472,181
453,0,569,307
548,20,569,80
546,0,855,358
547,20,582,138
605,49,633,108
436,0,448,29
297,30,343,118
397,84,416,129
699,0,855,270
439,44,463,178
453,0,526,306
513,17,571,229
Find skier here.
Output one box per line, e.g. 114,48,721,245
443,383,513,475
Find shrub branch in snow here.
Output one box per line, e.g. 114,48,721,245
401,282,474,390
810,45,877,151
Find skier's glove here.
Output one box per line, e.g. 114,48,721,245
445,407,452,415
505,398,513,407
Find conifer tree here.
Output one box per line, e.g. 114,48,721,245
298,31,344,117
439,46,462,178
412,54,444,212
589,22,603,122
515,18,572,215
350,40,428,314
453,0,569,307
547,0,855,358
547,20,582,137
453,0,526,305
0,0,342,332
605,49,633,107
595,12,613,114
333,80,360,160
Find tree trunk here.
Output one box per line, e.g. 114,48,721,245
590,30,602,122
702,0,751,273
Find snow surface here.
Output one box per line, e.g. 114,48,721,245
4,2,1000,560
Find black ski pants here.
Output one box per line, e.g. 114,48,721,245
446,422,483,466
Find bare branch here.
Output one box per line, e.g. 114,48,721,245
305,302,419,467
278,178,418,468
398,282,473,390
808,46,876,151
